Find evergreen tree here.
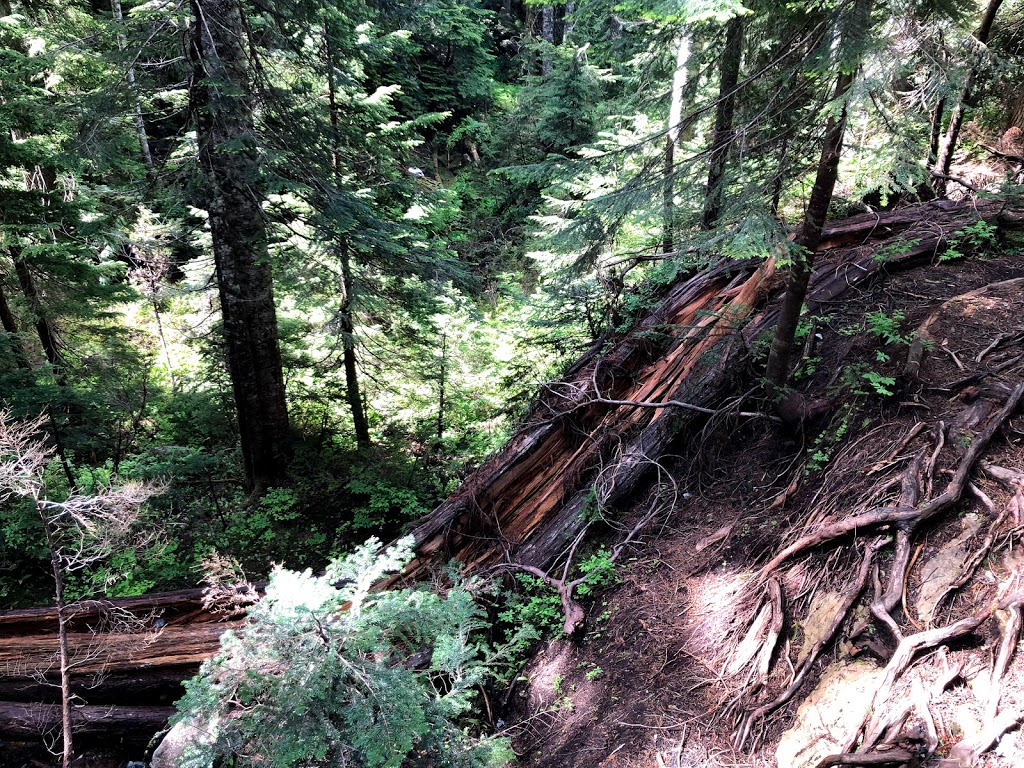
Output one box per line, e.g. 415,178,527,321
188,0,291,493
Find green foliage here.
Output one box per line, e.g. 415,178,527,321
498,548,620,639
806,407,851,473
941,219,999,262
174,538,513,768
864,309,912,347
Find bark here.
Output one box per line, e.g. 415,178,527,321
932,0,1004,197
700,17,744,230
764,0,872,390
763,67,853,389
662,30,692,254
437,332,447,441
325,27,371,450
929,96,946,166
0,279,30,370
563,1,575,43
340,241,370,450
190,0,291,493
0,702,175,741
1009,89,1024,132
541,6,555,75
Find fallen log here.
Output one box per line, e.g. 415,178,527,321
0,701,175,741
0,623,240,676
396,197,1023,583
0,590,210,637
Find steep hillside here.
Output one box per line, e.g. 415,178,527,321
494,217,1024,768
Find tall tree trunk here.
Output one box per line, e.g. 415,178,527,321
189,0,290,493
339,242,370,450
564,1,575,43
541,6,554,74
111,0,154,175
662,30,692,254
0,279,30,370
436,332,447,442
764,0,873,390
700,17,744,230
932,0,1004,197
325,24,371,451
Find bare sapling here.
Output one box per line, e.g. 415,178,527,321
0,409,162,768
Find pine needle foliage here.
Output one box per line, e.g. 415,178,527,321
173,537,514,768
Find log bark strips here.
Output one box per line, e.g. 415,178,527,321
0,701,175,740
400,198,1020,583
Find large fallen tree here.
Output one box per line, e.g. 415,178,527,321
395,198,1024,588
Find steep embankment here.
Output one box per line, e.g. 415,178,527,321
497,210,1024,768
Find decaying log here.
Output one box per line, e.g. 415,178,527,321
398,197,1022,584
0,701,175,740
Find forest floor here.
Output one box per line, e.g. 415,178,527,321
504,247,1024,768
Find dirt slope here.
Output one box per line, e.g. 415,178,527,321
502,248,1024,768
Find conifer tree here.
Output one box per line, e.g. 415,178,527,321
188,0,291,492
765,0,875,391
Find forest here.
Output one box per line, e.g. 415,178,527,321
2,0,1024,765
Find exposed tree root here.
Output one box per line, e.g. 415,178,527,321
813,749,914,768
762,382,1024,574
733,538,886,750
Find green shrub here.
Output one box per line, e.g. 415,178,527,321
173,537,513,768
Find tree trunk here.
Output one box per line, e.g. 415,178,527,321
764,0,873,390
929,96,946,166
564,1,575,43
700,17,744,230
541,6,554,74
437,332,447,442
339,242,370,450
932,0,1004,197
0,279,30,370
1009,90,1024,132
324,25,371,451
189,0,290,493
662,30,692,254
111,0,154,174
10,248,63,378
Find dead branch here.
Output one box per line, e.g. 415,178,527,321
813,749,914,767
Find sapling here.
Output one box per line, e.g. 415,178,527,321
0,409,161,768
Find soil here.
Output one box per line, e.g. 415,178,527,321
502,245,1024,768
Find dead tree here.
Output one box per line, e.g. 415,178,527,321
0,411,160,768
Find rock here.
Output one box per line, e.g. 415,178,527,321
776,661,885,768
151,718,216,768
915,513,983,623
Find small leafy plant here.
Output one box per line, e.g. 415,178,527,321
940,219,998,261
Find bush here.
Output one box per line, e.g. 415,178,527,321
172,537,513,768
